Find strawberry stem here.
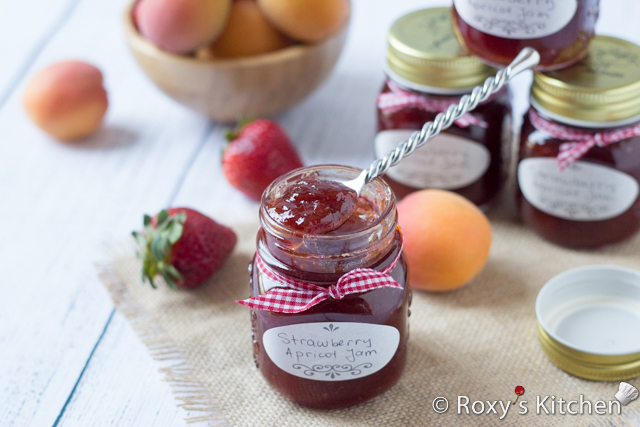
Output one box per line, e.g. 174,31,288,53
223,116,255,142
133,209,187,290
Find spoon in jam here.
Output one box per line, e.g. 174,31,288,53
280,48,541,235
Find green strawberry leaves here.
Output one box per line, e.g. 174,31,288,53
133,209,186,290
223,116,255,142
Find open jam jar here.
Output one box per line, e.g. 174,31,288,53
377,8,511,210
452,0,599,71
248,166,410,409
517,36,640,248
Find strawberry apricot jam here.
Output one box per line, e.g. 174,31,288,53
250,166,411,409
451,0,599,71
266,178,359,235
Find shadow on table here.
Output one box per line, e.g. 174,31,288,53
415,258,531,311
76,125,139,150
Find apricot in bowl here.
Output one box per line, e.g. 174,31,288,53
135,0,231,54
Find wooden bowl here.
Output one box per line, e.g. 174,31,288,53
123,2,348,122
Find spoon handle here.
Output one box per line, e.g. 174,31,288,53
363,47,541,184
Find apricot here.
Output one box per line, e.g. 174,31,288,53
257,0,349,43
23,61,108,141
208,0,291,58
397,190,492,292
136,0,231,54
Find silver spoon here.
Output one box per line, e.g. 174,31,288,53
284,48,540,235
343,47,541,195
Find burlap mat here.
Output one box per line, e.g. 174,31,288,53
100,200,640,427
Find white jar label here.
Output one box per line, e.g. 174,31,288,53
263,322,400,382
518,158,640,221
375,130,490,190
454,0,578,40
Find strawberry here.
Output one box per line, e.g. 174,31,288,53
132,207,237,289
222,119,303,200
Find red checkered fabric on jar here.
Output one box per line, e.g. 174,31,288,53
236,249,403,314
529,109,640,171
377,79,488,128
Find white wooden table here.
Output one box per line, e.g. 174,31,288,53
2,1,639,425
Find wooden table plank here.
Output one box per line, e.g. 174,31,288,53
54,312,190,427
0,0,83,106
0,0,214,425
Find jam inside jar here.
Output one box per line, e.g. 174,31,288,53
452,0,599,71
249,166,410,409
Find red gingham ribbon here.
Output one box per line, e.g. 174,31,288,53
377,79,488,129
530,109,640,172
236,250,403,314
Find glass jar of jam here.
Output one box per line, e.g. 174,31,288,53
245,165,410,409
517,36,640,248
451,0,599,71
377,8,511,210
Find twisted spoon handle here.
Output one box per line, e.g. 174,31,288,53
363,47,540,184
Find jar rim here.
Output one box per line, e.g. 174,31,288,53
259,165,399,274
260,164,395,242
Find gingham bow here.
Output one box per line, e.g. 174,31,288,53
377,79,488,128
236,251,403,314
529,109,640,172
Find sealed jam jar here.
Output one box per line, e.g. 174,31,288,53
240,165,410,409
377,8,511,210
517,36,640,248
452,0,599,71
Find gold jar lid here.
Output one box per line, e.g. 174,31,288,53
538,324,640,381
386,8,496,92
536,265,640,382
532,36,640,124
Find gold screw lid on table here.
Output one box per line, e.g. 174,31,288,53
536,265,640,382
532,36,640,125
386,8,496,93
538,324,640,382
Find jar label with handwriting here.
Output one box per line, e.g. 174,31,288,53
454,0,578,40
375,129,490,190
263,322,400,381
518,158,640,221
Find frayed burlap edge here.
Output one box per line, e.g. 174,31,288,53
98,260,232,427
95,230,640,427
